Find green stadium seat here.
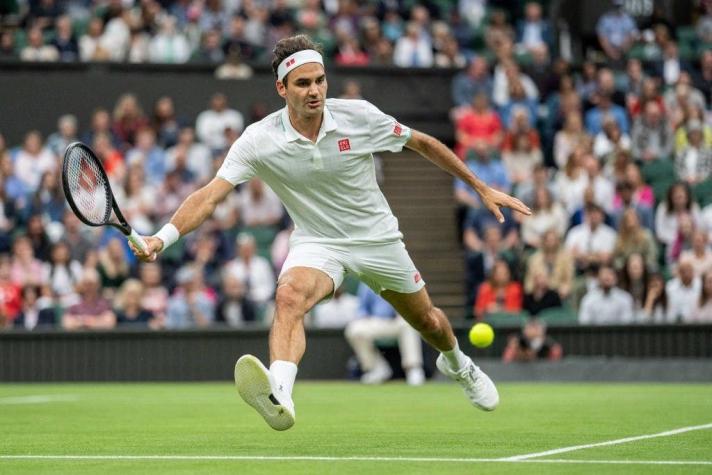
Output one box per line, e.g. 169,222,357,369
641,159,677,203
693,179,712,207
483,311,527,328
536,306,578,325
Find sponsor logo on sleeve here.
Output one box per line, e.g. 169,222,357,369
414,272,421,283
393,123,402,136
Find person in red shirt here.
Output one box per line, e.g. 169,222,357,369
455,92,503,160
0,255,22,327
474,259,523,319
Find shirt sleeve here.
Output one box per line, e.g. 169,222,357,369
216,128,258,186
365,101,411,153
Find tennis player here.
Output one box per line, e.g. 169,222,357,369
130,35,531,431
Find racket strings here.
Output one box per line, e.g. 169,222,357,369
65,147,112,225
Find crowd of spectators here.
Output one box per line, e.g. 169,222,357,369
452,1,712,325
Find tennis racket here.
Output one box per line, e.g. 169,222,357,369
62,142,150,255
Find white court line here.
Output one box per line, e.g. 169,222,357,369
502,422,712,461
0,395,79,405
0,455,711,466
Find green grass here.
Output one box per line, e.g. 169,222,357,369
1,382,712,474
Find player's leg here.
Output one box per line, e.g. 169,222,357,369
381,287,499,410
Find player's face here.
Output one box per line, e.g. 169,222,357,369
277,63,327,119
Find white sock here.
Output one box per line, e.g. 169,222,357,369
441,341,470,370
270,360,298,398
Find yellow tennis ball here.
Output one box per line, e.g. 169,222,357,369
469,323,494,348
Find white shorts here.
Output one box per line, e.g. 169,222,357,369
279,240,426,295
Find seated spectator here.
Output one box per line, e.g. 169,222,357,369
311,285,359,328
501,131,542,186
151,96,182,149
14,285,55,330
611,181,654,231
583,154,615,213
516,1,553,53
593,116,631,162
96,237,131,295
113,279,158,328
148,16,191,64
13,130,57,194
627,77,664,119
223,233,275,320
612,208,658,271
621,162,655,210
675,120,712,185
474,259,523,319
664,79,707,131
82,108,118,149
0,255,22,328
393,21,433,67
585,91,629,136
655,182,702,247
112,93,149,150
240,178,284,228
166,126,212,185
139,262,169,322
43,241,83,309
52,15,79,62
114,165,155,234
674,111,712,154
216,46,255,80
334,36,369,66
451,56,492,109
47,114,78,158
640,273,669,323
191,29,225,64
690,272,712,323
553,113,587,170
61,212,94,264
485,9,515,54
454,93,502,160
679,230,712,278
523,270,562,317
31,171,66,225
345,283,424,386
653,41,691,87
0,30,18,60
493,60,539,111
20,26,59,62
618,253,649,318
621,58,645,101
521,187,567,248
166,264,217,329
515,163,558,208
79,17,111,62
502,319,562,362
464,225,517,312
454,141,511,213
434,34,466,68
666,258,702,322
579,265,634,324
693,50,712,104
216,275,256,327
10,235,46,288
126,127,167,186
525,229,575,299
596,0,638,62
196,93,244,153
631,101,674,162
154,171,192,224
667,213,696,265
62,269,116,330
555,147,589,215
565,203,617,273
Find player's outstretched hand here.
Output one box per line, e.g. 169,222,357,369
480,187,532,223
128,236,163,262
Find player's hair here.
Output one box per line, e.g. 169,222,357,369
271,34,324,86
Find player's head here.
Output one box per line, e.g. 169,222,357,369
272,35,326,119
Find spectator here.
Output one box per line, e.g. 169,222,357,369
596,0,638,62
525,229,574,299
216,275,256,327
30,171,65,224
100,8,131,62
79,17,110,62
43,240,82,308
553,113,587,170
454,140,511,213
126,127,166,186
618,252,649,318
631,101,674,162
693,50,712,104
216,46,255,80
593,116,631,163
565,203,617,273
81,108,118,149
516,2,553,53
583,154,615,213
612,208,658,270
151,96,182,149
0,30,18,60
223,15,256,61
611,181,654,231
13,130,57,194
166,126,212,184
523,270,562,316
10,235,46,288
690,272,712,322
474,259,523,319
93,132,125,184
20,26,59,62
627,77,664,120
114,165,154,234
664,80,707,131
493,60,539,111
14,285,55,330
485,9,515,54
154,170,192,224
515,163,558,208
46,114,78,158
520,187,567,248
223,233,275,320
112,93,149,149
555,147,589,215
311,285,359,328
344,283,425,386
655,182,701,247
0,255,22,328
585,92,629,136
674,109,712,154
393,21,433,68
96,236,131,294
135,264,166,324
62,268,116,330
192,29,227,64
667,212,696,265
675,120,712,185
451,56,492,108
148,16,191,64
501,107,542,184
653,41,691,87
503,319,562,362
113,278,157,328
240,178,284,228
454,92,503,160
640,272,669,323
434,34,466,68
61,211,94,264
334,36,369,66
679,230,712,278
622,162,655,209
196,92,244,152
666,258,702,322
579,265,634,324
621,58,646,100
166,264,217,329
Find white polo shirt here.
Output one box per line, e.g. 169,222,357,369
217,98,412,245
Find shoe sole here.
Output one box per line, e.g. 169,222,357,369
234,355,295,431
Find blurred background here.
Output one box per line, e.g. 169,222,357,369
0,0,710,383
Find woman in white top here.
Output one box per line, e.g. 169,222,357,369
655,182,701,246
690,272,712,322
521,187,567,248
555,146,589,215
553,113,587,170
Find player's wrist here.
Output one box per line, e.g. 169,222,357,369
153,223,180,251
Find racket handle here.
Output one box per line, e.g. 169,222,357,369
128,228,150,255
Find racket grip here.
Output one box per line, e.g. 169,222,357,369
128,228,150,255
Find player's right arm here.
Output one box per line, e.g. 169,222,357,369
130,177,235,261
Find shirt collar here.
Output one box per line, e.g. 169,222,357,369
281,104,337,143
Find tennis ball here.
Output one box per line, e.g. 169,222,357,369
469,323,494,348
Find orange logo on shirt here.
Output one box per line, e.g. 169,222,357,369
338,138,351,152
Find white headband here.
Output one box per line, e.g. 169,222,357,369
277,49,324,82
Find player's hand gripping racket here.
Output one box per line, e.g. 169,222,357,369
62,142,153,258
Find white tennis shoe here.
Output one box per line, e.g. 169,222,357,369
234,355,295,431
436,354,499,411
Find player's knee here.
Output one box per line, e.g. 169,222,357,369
275,282,309,315
410,306,443,335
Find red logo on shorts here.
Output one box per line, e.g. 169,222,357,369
338,138,351,152
393,123,402,136
414,272,421,283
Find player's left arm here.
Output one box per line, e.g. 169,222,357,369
405,129,531,222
